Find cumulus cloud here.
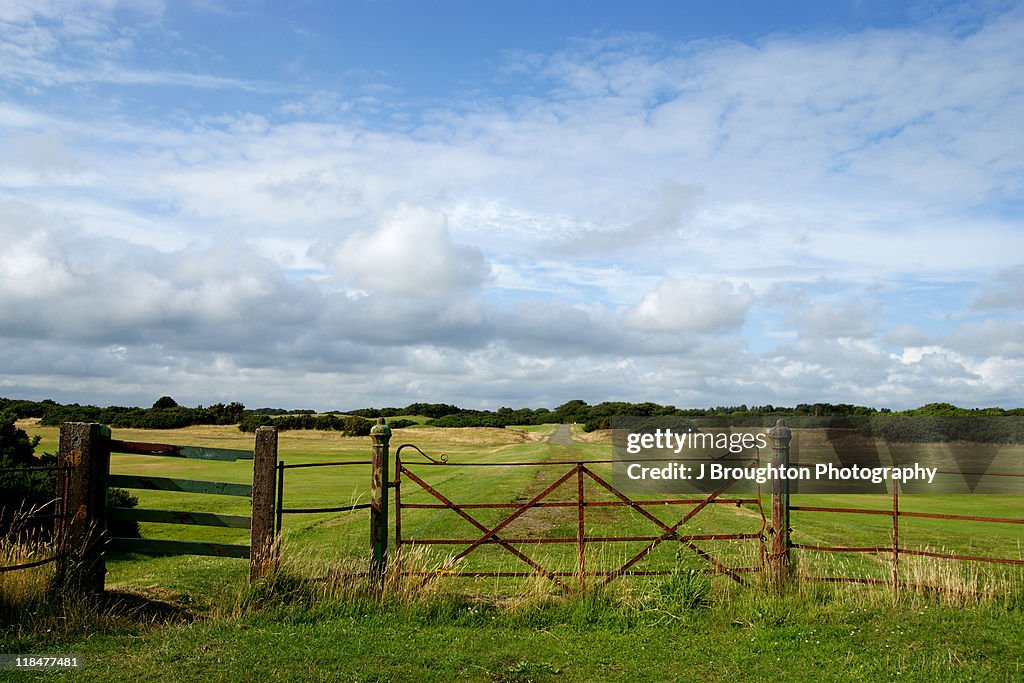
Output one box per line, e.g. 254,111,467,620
0,202,320,346
328,205,490,298
623,277,754,333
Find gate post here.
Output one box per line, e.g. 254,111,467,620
370,418,392,581
250,426,278,581
768,418,792,587
56,422,111,595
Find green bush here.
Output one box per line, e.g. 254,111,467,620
152,396,179,409
583,417,611,432
426,412,508,428
0,410,55,533
106,488,141,538
239,413,274,432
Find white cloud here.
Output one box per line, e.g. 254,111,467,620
0,203,320,347
0,0,276,92
623,277,754,333
789,301,880,339
328,204,490,299
948,319,1024,358
973,265,1024,309
0,1,164,27
883,323,929,348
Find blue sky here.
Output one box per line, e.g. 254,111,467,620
1,1,1022,411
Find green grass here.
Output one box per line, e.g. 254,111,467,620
3,571,1022,682
5,421,1024,681
506,424,560,437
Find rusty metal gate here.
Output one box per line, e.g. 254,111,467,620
393,444,767,590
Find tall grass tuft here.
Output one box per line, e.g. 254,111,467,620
658,567,714,610
898,550,1021,608
783,544,1024,610
0,504,61,613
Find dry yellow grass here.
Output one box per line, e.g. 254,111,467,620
17,420,538,455
394,426,536,445
0,541,55,605
572,428,612,444
0,507,60,607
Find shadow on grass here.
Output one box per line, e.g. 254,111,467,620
102,590,195,625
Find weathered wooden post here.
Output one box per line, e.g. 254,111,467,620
56,422,111,595
370,417,392,581
768,418,792,587
250,426,278,581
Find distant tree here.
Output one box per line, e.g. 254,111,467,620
152,396,179,409
403,403,462,419
0,410,56,533
0,409,44,480
907,402,965,416
552,400,591,424
239,413,274,432
207,401,246,425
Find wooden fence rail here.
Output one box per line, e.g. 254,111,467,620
54,422,278,592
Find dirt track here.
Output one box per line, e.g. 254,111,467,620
546,424,575,444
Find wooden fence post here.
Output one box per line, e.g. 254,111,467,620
56,422,111,595
250,426,278,581
768,418,792,587
370,417,392,581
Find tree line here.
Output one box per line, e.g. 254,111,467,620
1,396,247,430
2,396,1021,437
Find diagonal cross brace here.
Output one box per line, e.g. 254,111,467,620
584,466,748,586
402,465,578,590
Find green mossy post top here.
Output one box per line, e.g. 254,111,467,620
370,417,392,440
767,417,792,447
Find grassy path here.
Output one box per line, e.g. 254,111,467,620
545,424,575,445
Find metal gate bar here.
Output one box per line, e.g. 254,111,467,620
395,447,766,591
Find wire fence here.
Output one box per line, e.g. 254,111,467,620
0,464,73,575
790,473,1024,592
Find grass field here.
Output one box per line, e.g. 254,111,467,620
3,420,1022,681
